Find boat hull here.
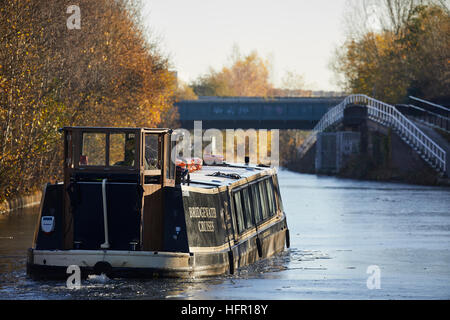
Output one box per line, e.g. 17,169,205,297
28,158,290,280
27,220,288,279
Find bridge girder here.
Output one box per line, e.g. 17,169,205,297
175,97,344,130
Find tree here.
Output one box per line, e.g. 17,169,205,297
332,2,449,103
191,47,273,97
175,79,198,101
0,0,176,203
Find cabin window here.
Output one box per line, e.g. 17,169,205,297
272,175,284,212
164,135,175,181
145,134,161,170
259,181,270,220
250,184,263,224
168,138,176,180
241,188,254,229
80,132,106,166
109,133,136,167
265,179,277,216
65,131,74,169
233,191,245,234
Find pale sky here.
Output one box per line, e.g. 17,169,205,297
142,0,348,91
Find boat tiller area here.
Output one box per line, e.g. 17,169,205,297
101,178,110,249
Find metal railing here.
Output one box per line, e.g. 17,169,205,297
298,94,447,173
409,96,449,115
404,105,450,132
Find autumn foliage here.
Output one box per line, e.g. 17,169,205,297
0,0,176,203
191,48,273,97
332,3,449,104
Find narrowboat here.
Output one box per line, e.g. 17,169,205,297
27,127,290,279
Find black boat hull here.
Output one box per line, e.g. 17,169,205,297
27,218,288,279
28,165,289,279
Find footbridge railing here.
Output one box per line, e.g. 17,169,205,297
298,94,446,173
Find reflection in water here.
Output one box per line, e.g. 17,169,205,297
1,169,449,299
0,207,38,295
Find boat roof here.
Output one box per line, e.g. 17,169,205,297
61,126,172,134
186,163,276,190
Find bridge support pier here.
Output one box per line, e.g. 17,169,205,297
315,132,360,174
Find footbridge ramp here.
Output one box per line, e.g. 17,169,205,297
297,94,447,177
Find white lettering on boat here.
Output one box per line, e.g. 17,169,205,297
189,207,217,219
198,220,215,232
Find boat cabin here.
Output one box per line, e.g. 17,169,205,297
61,127,175,251
63,126,175,185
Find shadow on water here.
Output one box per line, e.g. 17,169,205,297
1,217,330,300
2,247,334,300
0,204,299,300
0,206,39,293
0,248,284,300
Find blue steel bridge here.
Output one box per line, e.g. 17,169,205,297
175,96,344,129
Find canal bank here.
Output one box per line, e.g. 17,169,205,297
287,153,450,187
0,192,42,215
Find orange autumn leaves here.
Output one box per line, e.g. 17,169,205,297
191,49,273,97
0,0,176,202
332,4,449,104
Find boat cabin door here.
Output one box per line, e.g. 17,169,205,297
61,127,174,252
141,129,175,251
62,127,144,251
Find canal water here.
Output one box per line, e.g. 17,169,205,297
1,169,449,299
